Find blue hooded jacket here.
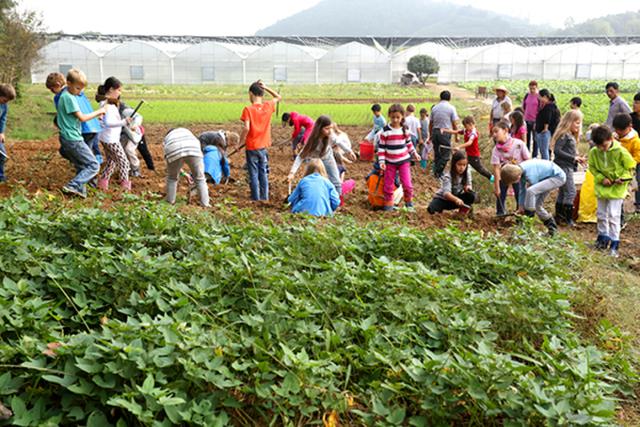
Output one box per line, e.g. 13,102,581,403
203,145,230,184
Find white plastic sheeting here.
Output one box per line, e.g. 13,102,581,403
318,42,391,84
173,42,248,84
32,39,117,83
33,38,640,85
245,42,326,84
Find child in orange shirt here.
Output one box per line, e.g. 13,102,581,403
239,80,282,201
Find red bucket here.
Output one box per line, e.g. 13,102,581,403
359,141,374,161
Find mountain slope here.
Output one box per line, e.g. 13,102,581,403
256,0,545,37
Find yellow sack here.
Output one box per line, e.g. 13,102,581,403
578,170,597,223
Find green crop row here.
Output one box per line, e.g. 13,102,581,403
0,195,636,426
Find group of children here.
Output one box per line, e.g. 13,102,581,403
0,73,638,256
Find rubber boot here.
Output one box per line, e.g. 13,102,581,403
543,217,558,237
554,202,564,225
524,209,535,218
120,180,132,191
564,204,576,227
97,177,109,190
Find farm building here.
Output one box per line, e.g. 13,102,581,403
33,35,640,85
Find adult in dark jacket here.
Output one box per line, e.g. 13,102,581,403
535,89,560,160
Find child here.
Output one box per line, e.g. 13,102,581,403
119,106,144,177
444,116,492,180
588,125,636,257
404,104,423,148
199,131,231,185
46,72,103,164
552,110,586,226
288,116,356,195
117,100,155,172
428,150,476,214
282,111,314,156
509,110,527,147
331,124,356,196
491,120,531,215
366,103,386,143
378,104,421,211
164,128,210,207
0,83,16,183
612,113,640,214
239,80,282,201
501,159,566,236
535,89,561,160
570,97,582,110
288,159,340,217
419,107,430,144
95,77,132,191
56,69,104,197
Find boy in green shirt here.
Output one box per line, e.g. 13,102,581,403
588,125,636,257
56,69,105,198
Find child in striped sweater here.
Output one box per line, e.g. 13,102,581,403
378,104,421,211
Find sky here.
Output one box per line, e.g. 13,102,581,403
18,0,639,36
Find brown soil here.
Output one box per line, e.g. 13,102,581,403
1,123,639,266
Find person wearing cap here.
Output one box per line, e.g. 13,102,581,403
490,86,512,131
282,111,314,157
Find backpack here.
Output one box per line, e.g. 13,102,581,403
367,169,403,209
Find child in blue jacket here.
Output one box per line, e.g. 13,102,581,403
288,159,340,217
199,131,231,185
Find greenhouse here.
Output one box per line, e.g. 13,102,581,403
173,42,251,84
32,36,640,84
32,39,117,83
317,42,391,84
245,42,326,84
101,41,186,84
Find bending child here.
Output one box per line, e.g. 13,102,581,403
428,150,475,215
501,159,566,236
199,131,231,185
163,128,210,207
288,159,340,217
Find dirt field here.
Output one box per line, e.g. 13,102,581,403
1,123,639,268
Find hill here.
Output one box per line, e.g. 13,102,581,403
256,0,545,37
557,10,640,36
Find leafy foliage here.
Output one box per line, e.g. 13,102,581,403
0,195,636,426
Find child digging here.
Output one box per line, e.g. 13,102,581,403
378,104,421,211
288,159,340,217
588,126,637,257
163,128,210,208
428,150,476,215
0,83,16,183
501,159,566,236
56,69,104,198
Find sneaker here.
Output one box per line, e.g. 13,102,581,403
405,202,414,209
382,205,397,212
610,249,620,258
62,185,87,199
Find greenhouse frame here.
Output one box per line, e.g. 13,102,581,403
32,34,640,85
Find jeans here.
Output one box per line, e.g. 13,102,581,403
525,121,537,155
246,148,269,201
82,132,102,163
496,181,521,215
535,131,551,160
428,191,476,214
432,129,452,178
383,162,413,204
524,176,566,221
59,136,100,192
166,155,209,207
